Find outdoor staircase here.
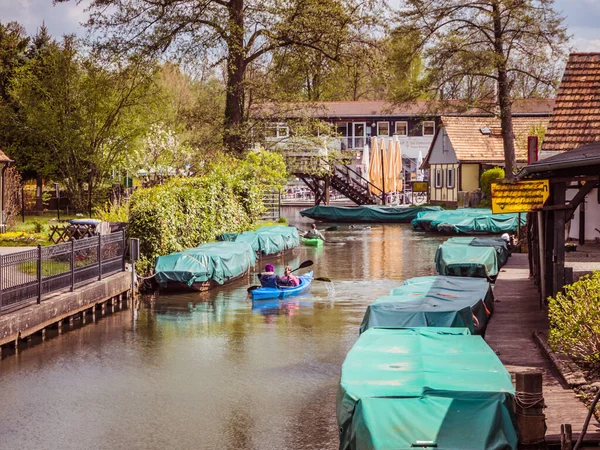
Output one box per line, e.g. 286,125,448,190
291,157,381,206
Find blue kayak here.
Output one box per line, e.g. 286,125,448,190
251,271,313,301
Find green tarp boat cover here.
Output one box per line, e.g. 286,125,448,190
217,226,299,255
445,237,510,267
154,241,256,288
435,242,499,278
360,276,494,335
255,225,300,250
337,327,516,450
412,208,525,234
300,205,441,223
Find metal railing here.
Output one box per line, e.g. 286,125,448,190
0,231,126,314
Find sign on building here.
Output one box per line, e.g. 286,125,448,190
491,180,550,214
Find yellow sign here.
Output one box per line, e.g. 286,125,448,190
412,181,429,192
491,180,550,214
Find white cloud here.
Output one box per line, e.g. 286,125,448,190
0,0,89,37
571,37,600,52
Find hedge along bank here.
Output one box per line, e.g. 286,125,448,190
128,151,287,274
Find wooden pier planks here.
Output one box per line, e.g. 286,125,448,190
486,253,600,444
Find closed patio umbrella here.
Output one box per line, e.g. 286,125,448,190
385,137,396,193
416,150,424,181
369,137,382,195
395,136,403,192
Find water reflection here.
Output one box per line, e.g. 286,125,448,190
0,206,445,450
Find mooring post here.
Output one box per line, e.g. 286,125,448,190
560,424,572,450
515,371,547,449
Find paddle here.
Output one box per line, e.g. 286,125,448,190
315,277,331,282
247,260,314,292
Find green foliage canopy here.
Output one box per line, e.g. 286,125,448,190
129,150,286,273
480,167,505,198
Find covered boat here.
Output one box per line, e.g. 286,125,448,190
360,276,494,335
435,242,499,279
218,226,299,257
300,205,441,223
155,241,257,291
337,327,517,450
445,236,510,267
255,225,300,250
412,208,525,234
251,271,313,301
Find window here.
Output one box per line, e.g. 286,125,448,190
395,121,408,136
264,123,289,139
446,168,455,189
435,168,443,188
423,121,435,136
377,122,389,136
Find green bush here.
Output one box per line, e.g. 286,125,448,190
95,200,129,222
548,271,600,363
480,167,505,198
31,219,43,233
129,150,287,274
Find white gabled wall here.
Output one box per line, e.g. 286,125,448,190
568,188,600,242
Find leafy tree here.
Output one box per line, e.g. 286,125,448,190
0,22,29,102
398,0,569,179
57,0,383,155
9,36,156,210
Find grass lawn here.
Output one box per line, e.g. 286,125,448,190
1,214,94,247
18,260,71,276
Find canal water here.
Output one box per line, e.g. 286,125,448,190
0,207,445,450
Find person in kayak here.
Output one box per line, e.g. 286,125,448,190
278,265,300,287
305,223,325,241
259,264,279,288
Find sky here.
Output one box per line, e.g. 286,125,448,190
1,0,600,51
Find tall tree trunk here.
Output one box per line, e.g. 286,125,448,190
492,1,516,180
224,0,247,156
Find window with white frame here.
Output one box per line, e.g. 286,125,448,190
395,121,408,136
423,121,435,136
377,121,390,136
446,168,455,188
265,123,289,139
435,168,443,188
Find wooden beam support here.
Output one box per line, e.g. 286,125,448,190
568,180,598,212
552,182,567,296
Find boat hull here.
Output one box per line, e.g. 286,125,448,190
251,271,313,301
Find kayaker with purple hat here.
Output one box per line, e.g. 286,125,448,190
259,264,279,288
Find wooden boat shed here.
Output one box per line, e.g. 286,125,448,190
519,142,600,300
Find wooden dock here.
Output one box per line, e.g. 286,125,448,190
486,253,600,445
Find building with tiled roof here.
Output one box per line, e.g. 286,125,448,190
422,115,550,206
542,53,600,156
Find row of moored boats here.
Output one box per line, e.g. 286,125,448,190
337,236,519,449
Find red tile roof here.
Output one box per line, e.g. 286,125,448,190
543,53,600,152
424,116,549,166
253,99,554,119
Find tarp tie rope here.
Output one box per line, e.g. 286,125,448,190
514,391,545,409
482,301,491,316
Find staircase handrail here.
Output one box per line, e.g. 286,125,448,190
327,158,383,196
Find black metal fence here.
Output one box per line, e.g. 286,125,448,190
0,231,126,313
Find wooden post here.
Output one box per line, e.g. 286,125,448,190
560,424,572,450
537,210,546,307
515,372,547,450
324,176,331,205
552,182,567,296
41,329,46,341
68,316,74,327
579,200,585,246
57,321,63,334
544,210,554,303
